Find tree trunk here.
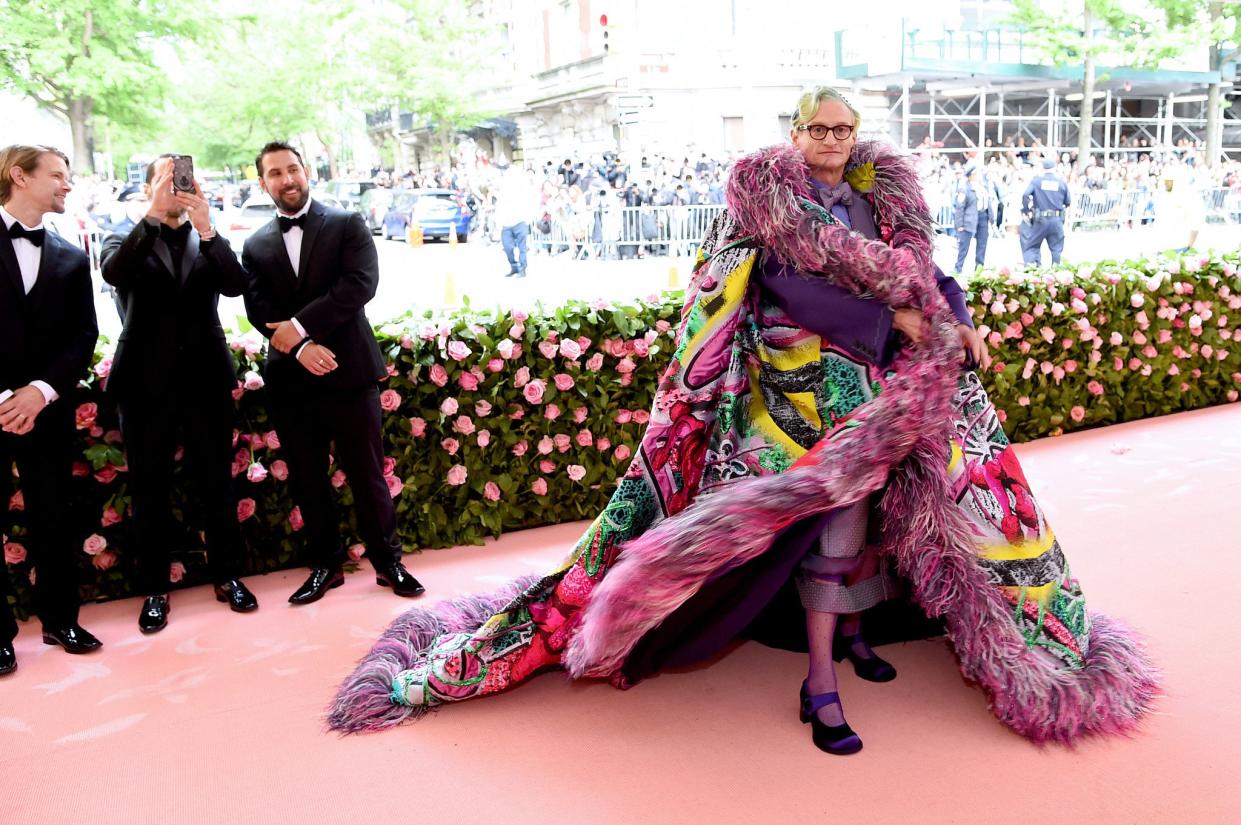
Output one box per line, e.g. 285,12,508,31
317,131,339,180
1205,2,1223,168
68,96,95,175
1076,3,1095,171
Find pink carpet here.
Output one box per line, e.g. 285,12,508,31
3,405,1238,824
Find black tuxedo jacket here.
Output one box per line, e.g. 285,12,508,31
100,220,246,400
0,221,98,400
241,199,385,394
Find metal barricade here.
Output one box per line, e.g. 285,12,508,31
1203,187,1241,224
1068,190,1147,230
529,204,726,257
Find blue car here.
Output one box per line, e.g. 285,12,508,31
382,188,472,242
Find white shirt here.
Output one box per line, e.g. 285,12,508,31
0,205,59,405
276,200,311,349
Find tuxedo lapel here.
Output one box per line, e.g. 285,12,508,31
0,221,25,300
296,202,325,293
153,236,176,280
262,221,298,290
181,229,200,285
25,230,64,315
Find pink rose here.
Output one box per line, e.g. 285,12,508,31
440,397,459,416
512,310,529,322
95,465,118,484
566,464,586,482
93,356,112,379
523,379,547,404
447,340,472,361
1017,396,1030,407
386,474,404,498
544,403,561,421
614,444,632,462
409,417,427,437
633,339,650,357
553,434,572,453
512,440,528,457
92,550,118,571
270,460,289,481
538,340,559,360
483,481,501,502
509,323,525,340
243,371,264,391
475,400,493,417
348,543,366,561
559,339,582,360
1087,380,1104,396
616,357,637,374
331,469,348,488
83,533,108,556
576,429,593,447
169,561,186,583
247,462,269,483
1070,406,1086,423
573,406,589,424
4,540,27,564
539,459,556,474
382,457,397,477
513,366,530,387
477,430,491,447
265,431,281,450
633,410,650,424
429,364,449,387
497,339,516,360
441,437,460,456
586,353,604,372
446,465,468,486
615,410,632,424
483,357,503,373
532,478,548,496
374,387,399,409
288,506,304,531
509,408,525,420
537,436,554,455
75,402,98,430
596,437,611,451
655,320,671,333
1064,360,1078,374
459,371,480,391
453,415,476,435
100,505,123,528
554,373,575,391
8,491,23,511
577,336,591,351
72,462,90,478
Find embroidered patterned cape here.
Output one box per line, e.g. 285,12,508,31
329,142,1158,743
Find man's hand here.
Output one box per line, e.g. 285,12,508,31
892,308,924,344
266,321,303,353
957,324,991,370
296,343,338,376
177,179,213,236
0,386,48,435
145,158,179,219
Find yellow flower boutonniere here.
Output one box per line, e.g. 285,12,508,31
845,162,876,194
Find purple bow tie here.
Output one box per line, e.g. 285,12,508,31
818,181,853,213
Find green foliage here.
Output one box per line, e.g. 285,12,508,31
1008,0,1206,69
6,251,1241,618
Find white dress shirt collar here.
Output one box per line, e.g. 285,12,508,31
0,204,43,232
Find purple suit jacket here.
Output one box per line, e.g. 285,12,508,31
758,180,972,368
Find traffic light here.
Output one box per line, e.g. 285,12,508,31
600,13,609,55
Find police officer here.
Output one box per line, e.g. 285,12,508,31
952,160,1000,275
1020,158,1071,267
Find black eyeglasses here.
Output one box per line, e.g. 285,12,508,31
796,124,855,141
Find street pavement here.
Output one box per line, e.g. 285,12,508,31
90,222,1239,340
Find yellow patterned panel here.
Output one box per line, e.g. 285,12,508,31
746,363,809,458
682,254,755,357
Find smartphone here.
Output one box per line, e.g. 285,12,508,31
172,155,195,193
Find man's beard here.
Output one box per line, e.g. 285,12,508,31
274,183,310,213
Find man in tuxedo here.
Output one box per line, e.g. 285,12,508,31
100,156,259,633
241,142,423,604
0,144,102,673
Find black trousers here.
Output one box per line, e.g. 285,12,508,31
118,385,244,595
268,385,400,570
0,404,81,640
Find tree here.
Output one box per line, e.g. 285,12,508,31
1009,0,1206,170
0,0,203,174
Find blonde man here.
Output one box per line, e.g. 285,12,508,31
0,145,101,673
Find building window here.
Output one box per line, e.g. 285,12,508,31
777,115,792,136
723,116,745,152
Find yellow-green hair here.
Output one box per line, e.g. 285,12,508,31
791,86,861,132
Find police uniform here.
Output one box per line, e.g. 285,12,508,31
1020,160,1071,266
952,163,1001,275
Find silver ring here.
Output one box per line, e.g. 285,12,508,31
318,359,325,366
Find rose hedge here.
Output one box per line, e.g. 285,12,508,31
4,251,1240,615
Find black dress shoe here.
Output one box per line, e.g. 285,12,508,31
0,642,15,675
375,561,425,598
138,595,170,634
42,624,103,653
288,567,344,605
214,579,258,612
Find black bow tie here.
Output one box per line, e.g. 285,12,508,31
278,214,307,233
8,223,45,247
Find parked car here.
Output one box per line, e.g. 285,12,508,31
358,188,394,234
318,179,376,213
381,189,472,242
219,193,349,250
